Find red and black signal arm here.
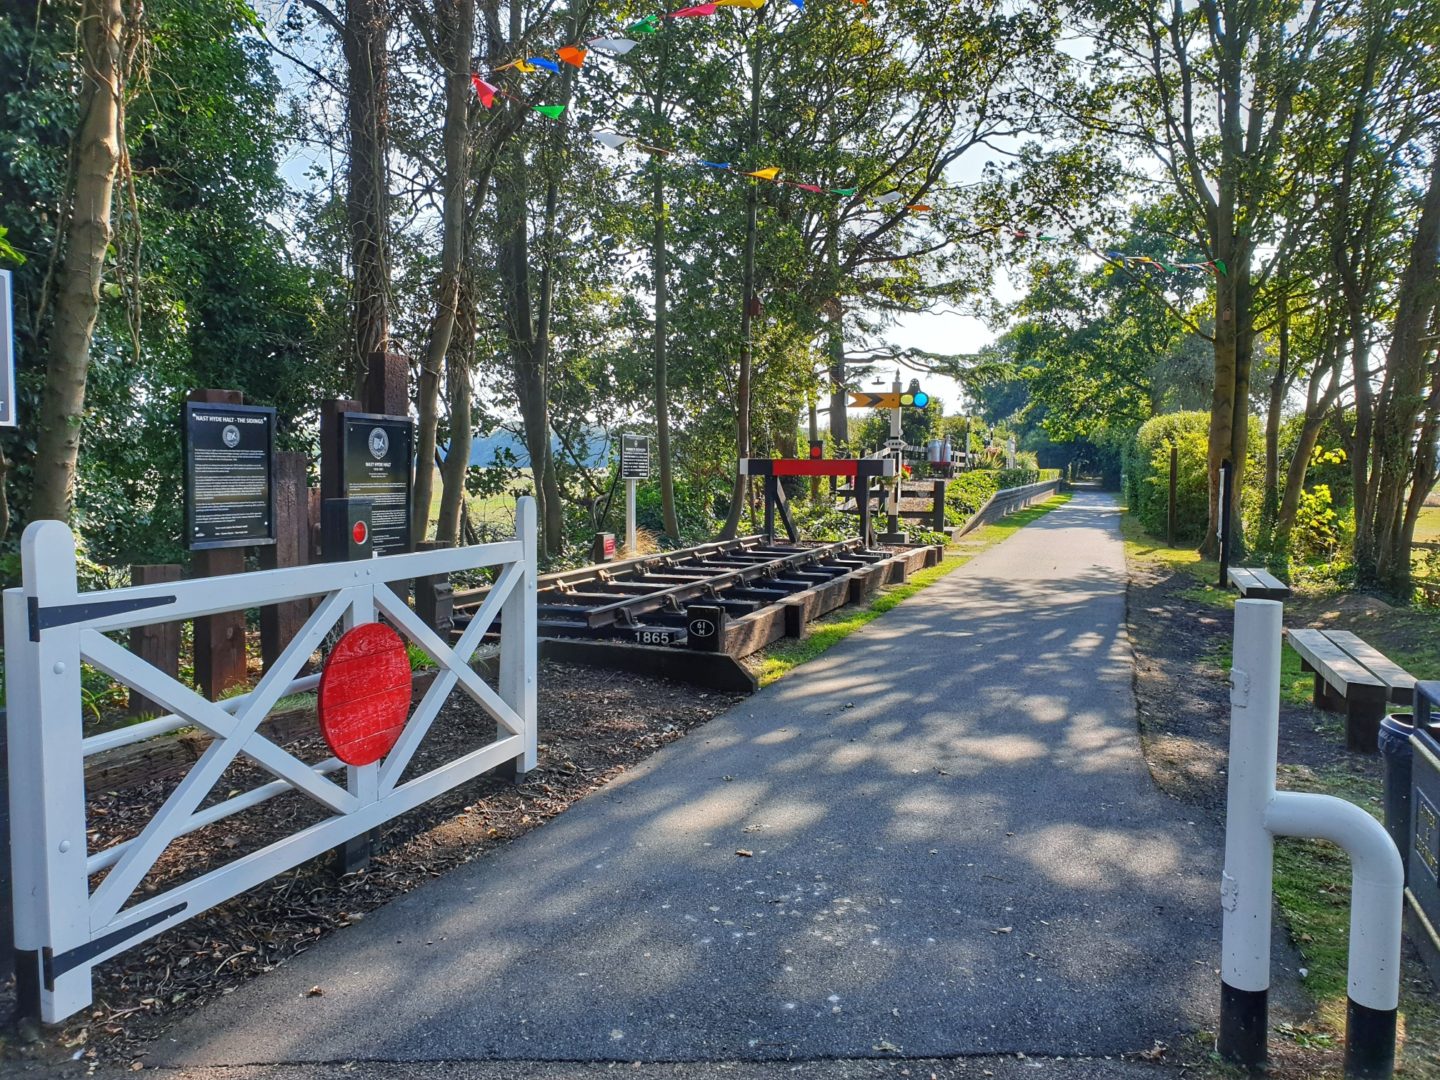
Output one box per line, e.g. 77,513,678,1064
740,457,896,479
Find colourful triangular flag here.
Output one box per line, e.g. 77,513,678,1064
1037,234,1058,241
471,73,496,108
789,0,804,8
794,183,823,192
557,46,587,67
746,167,780,180
530,57,561,72
513,59,539,73
906,204,932,212
590,37,639,54
627,14,660,32
716,0,767,7
1213,258,1227,275
533,104,566,119
593,131,632,150
669,3,717,15
876,191,903,205
700,160,731,169
830,186,857,196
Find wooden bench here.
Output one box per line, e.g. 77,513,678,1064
1285,628,1415,752
1228,566,1291,600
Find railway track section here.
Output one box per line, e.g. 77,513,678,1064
454,534,891,647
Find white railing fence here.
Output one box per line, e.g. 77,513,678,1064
3,499,538,1024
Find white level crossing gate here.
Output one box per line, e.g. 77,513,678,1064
3,500,538,1024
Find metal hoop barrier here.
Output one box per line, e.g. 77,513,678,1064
1220,599,1402,1078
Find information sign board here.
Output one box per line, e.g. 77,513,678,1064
621,433,651,480
340,412,414,556
184,402,276,550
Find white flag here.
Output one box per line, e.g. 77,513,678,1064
876,191,904,205
593,131,633,150
590,37,639,55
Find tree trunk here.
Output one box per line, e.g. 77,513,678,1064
344,0,390,385
827,315,847,448
495,143,553,553
1276,349,1344,550
1226,266,1254,554
30,0,125,524
435,281,475,546
1261,288,1290,536
1203,260,1239,559
1368,145,1440,592
650,51,679,540
720,16,764,540
412,0,473,545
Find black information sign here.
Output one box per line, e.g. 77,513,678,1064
621,433,651,480
184,402,276,550
340,412,414,556
0,269,15,428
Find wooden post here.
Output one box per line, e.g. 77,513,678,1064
415,540,454,635
932,479,948,532
1168,443,1178,548
187,389,249,700
127,564,183,716
365,352,408,416
261,452,312,672
320,397,363,502
308,486,323,561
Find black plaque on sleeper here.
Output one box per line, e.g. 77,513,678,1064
340,412,414,556
184,402,277,550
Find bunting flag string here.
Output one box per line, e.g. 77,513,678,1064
584,124,1223,274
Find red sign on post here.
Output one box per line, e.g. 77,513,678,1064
317,623,412,765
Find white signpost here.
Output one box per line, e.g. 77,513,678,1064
1,269,16,428
620,434,650,555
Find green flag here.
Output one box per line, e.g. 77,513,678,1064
830,186,857,196
628,14,659,32
533,104,566,119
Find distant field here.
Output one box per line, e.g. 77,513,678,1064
425,468,532,533
1417,504,1440,543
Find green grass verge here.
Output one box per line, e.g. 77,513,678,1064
756,494,1073,687
1123,507,1440,1069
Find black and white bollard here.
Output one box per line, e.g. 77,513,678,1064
1220,599,1403,1078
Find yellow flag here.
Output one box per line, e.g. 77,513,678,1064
746,167,780,180
716,0,767,8
513,60,539,73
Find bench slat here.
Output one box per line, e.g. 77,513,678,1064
1229,566,1290,599
1251,569,1289,593
1321,630,1415,704
1286,628,1386,700
1228,567,1262,592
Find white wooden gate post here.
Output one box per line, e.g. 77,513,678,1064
500,497,538,776
6,522,97,1020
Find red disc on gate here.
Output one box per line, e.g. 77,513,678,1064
352,520,368,545
317,623,411,765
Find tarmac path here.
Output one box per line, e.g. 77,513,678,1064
153,491,1218,1069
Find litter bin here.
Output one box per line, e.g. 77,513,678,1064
1379,712,1416,884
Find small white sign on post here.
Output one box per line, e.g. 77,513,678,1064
1,269,16,428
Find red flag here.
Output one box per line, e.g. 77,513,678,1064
794,183,823,192
669,3,717,15
471,74,496,109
